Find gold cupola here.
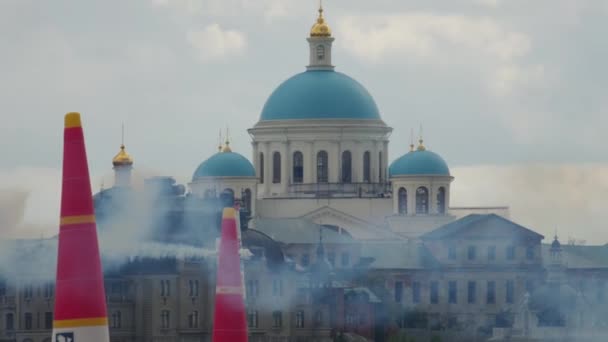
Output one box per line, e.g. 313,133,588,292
310,4,332,37
112,144,134,167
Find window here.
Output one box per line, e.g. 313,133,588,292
437,187,446,214
43,283,54,298
296,311,305,328
45,312,52,329
242,189,252,213
272,279,283,297
394,281,403,303
314,310,323,326
415,187,429,214
161,310,170,329
378,151,383,182
301,254,310,267
189,280,199,297
24,284,33,299
316,44,325,60
363,151,371,182
327,252,335,266
468,246,477,260
526,246,535,260
272,311,282,328
468,281,476,304
0,281,5,296
525,280,535,294
430,281,439,304
160,280,170,296
259,153,264,183
398,188,407,214
188,311,199,328
5,313,13,331
272,152,281,183
487,281,496,304
292,151,303,183
506,280,514,304
506,246,516,260
412,282,421,303
316,151,328,183
25,312,32,330
248,310,258,328
246,279,259,298
341,151,352,183
341,252,350,267
448,281,457,304
448,245,457,260
488,246,496,260
111,311,121,329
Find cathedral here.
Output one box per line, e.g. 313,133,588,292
1,6,608,342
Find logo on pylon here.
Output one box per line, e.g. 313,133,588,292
56,332,74,342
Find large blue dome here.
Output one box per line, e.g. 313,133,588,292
192,152,256,180
389,149,450,177
259,70,381,121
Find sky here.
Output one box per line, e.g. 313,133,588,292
0,0,607,243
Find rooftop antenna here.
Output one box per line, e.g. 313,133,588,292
218,129,223,152
417,124,426,151
409,128,415,152
121,122,125,147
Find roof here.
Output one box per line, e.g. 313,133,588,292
542,244,608,269
252,218,354,244
360,242,439,270
389,149,450,176
344,287,382,303
192,151,255,180
421,214,544,241
259,70,381,121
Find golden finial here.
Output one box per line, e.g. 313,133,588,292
222,127,232,153
310,0,332,37
417,125,426,151
112,125,134,166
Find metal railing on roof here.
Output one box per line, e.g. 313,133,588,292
288,182,392,198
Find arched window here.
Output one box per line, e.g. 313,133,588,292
293,151,303,183
272,152,281,183
363,151,371,183
437,187,446,214
379,151,383,182
259,153,264,184
243,189,252,213
317,151,328,183
341,151,352,183
398,188,407,214
416,187,429,214
316,45,325,60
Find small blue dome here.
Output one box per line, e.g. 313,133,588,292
192,152,256,180
389,150,450,177
259,70,381,121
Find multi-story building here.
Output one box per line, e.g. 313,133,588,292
1,5,608,342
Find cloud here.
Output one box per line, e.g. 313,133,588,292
337,13,541,95
452,163,608,244
187,24,246,62
151,0,298,19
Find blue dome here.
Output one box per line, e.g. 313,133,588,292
259,70,381,121
193,152,256,180
389,150,450,177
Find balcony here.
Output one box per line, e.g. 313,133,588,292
288,182,391,198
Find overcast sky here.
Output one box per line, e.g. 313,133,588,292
0,0,607,243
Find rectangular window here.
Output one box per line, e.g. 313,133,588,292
506,246,516,260
296,310,305,328
394,281,403,303
272,311,282,328
341,252,350,267
327,252,335,266
448,246,457,260
412,282,421,304
468,281,476,304
161,310,170,329
5,313,13,331
525,280,535,294
468,246,476,260
506,280,514,304
272,279,283,297
246,279,259,298
24,284,33,299
188,311,199,328
526,246,535,260
161,280,170,296
301,254,310,267
45,312,53,329
448,281,457,304
248,310,258,328
0,281,5,297
487,281,496,304
25,313,32,330
488,246,496,261
430,281,439,304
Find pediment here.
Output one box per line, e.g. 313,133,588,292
422,214,544,241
